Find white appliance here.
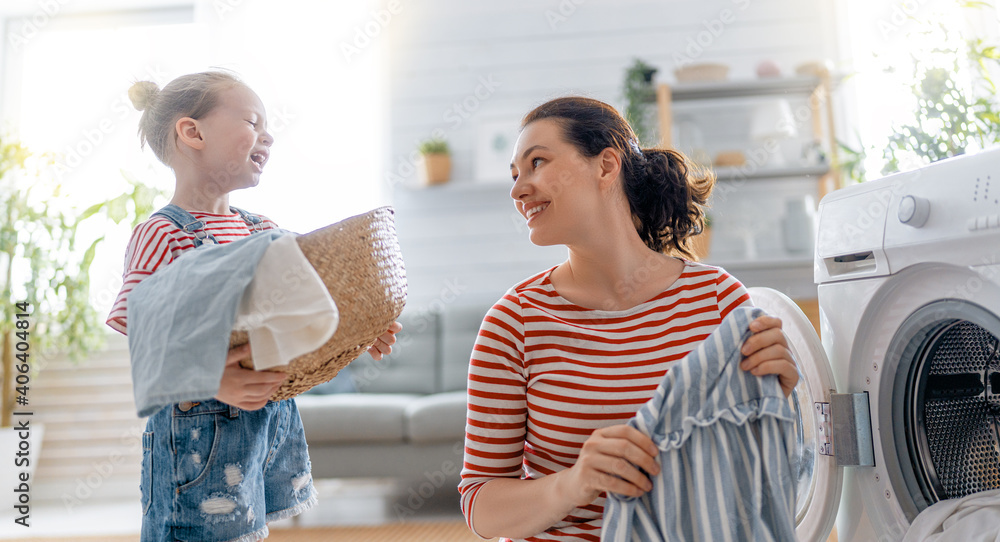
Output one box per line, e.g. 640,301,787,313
750,148,1000,541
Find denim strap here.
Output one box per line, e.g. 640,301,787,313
151,204,265,247
231,206,265,232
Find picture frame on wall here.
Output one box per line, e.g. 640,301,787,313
474,116,520,183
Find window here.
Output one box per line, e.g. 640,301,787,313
1,1,385,315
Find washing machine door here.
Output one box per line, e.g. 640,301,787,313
749,287,841,542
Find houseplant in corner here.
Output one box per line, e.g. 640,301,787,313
418,137,451,186
0,136,158,508
622,58,659,148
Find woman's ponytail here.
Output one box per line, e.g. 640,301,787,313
622,148,713,259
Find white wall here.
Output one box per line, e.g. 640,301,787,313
386,0,840,310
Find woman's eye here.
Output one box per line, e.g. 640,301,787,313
532,157,543,168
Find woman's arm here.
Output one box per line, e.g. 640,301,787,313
470,425,660,540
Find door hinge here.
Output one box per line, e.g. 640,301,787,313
815,392,875,467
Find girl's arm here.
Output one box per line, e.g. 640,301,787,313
469,424,660,540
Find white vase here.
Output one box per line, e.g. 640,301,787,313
781,197,816,255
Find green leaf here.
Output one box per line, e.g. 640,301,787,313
107,194,129,223
79,236,103,272
77,201,106,222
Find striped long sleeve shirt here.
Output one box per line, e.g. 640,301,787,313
106,210,278,334
458,261,752,542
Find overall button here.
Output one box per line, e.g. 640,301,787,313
178,401,199,412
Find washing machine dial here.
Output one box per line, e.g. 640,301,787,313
898,195,930,227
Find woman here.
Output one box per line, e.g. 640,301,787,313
457,96,798,541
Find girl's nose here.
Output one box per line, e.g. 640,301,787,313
261,130,273,147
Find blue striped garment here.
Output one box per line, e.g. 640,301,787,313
601,307,797,542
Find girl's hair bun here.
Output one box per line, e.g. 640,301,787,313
128,81,160,111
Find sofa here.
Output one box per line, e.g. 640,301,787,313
294,303,490,486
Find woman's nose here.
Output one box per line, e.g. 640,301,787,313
510,173,530,201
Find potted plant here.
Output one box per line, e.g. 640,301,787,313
622,58,659,147
417,137,451,186
0,136,158,497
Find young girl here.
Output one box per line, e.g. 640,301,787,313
107,70,400,541
457,97,799,541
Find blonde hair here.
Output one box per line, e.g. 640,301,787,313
128,70,246,165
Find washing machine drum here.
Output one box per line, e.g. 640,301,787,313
888,300,1000,519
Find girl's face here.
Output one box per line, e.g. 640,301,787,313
196,85,272,191
510,119,606,247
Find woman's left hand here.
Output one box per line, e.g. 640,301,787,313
740,315,798,397
367,321,403,360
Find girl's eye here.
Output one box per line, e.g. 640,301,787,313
247,120,257,127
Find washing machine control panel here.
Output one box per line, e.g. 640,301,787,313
898,195,930,227
966,214,1000,231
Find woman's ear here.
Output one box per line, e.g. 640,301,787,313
175,117,205,150
597,147,623,189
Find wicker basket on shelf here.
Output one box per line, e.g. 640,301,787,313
231,206,407,400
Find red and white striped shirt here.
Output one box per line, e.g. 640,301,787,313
106,210,278,334
458,261,751,542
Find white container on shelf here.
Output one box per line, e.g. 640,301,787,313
781,196,816,255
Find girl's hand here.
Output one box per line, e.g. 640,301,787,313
367,321,402,360
214,344,287,410
740,315,798,397
559,424,660,507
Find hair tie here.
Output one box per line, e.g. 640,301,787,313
629,138,644,158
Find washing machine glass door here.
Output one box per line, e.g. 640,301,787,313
748,287,841,542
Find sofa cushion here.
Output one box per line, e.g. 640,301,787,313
297,393,418,443
440,305,490,392
404,391,468,444
350,310,439,394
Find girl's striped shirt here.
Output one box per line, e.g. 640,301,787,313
458,260,751,542
106,210,278,334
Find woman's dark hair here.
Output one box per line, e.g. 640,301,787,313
521,96,714,260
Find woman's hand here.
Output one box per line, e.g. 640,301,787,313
558,424,660,507
214,344,287,410
367,321,403,360
740,315,798,397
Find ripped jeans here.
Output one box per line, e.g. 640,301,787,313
141,399,316,542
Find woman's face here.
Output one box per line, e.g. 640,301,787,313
509,119,605,247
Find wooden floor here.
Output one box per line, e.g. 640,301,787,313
6,520,495,542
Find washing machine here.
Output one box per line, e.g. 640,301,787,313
748,148,1000,541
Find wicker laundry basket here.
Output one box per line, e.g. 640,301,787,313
231,206,407,400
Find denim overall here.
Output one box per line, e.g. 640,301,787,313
140,204,316,542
